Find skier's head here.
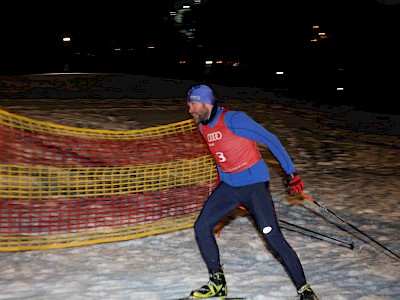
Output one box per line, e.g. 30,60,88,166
186,84,218,124
186,84,216,106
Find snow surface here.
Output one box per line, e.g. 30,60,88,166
0,75,399,300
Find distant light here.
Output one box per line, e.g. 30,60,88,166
182,5,190,9
313,25,320,29
318,32,326,36
114,48,122,51
337,87,344,91
215,60,223,64
232,62,240,67
179,60,186,64
311,39,318,42
205,60,213,65
62,35,71,47
276,71,284,75
147,45,155,49
184,30,194,37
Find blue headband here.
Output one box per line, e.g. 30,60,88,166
186,84,216,105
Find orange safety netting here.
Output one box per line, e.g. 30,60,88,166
0,109,217,251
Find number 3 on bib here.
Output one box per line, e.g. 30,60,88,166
215,152,226,162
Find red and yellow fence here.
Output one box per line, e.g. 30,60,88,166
0,109,217,251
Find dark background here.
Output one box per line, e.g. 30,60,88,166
0,0,399,114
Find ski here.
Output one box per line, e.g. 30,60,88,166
170,297,246,300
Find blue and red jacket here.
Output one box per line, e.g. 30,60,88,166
199,106,296,187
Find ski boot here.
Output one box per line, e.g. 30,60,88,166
298,283,318,300
190,270,227,298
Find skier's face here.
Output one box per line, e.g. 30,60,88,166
187,101,213,123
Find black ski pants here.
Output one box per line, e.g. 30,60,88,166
193,181,307,290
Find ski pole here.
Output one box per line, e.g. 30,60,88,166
217,206,354,249
300,192,400,260
278,218,354,249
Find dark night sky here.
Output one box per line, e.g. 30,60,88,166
2,0,398,53
1,0,399,109
1,0,398,62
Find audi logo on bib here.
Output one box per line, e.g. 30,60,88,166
207,131,222,142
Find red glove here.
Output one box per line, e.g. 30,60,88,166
284,173,304,195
